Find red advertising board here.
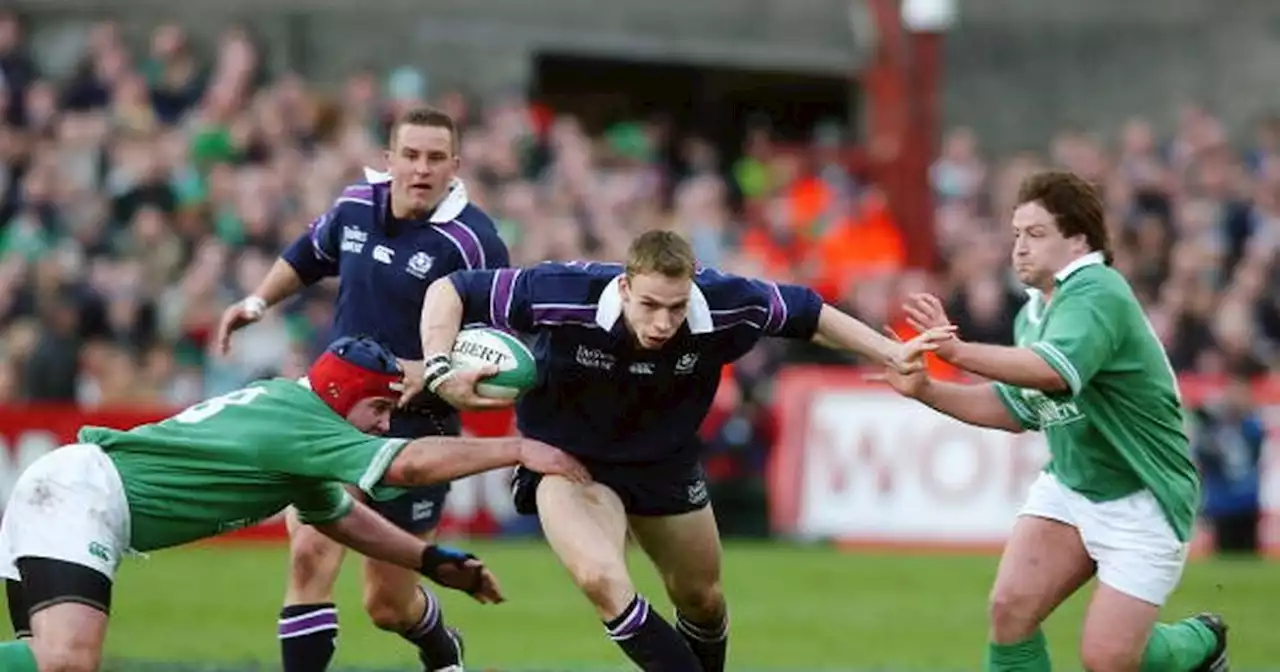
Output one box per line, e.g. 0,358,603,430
769,367,1280,556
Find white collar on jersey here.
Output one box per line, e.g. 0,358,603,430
1022,251,1106,323
1053,251,1105,284
594,275,714,334
1023,250,1106,299
362,167,470,224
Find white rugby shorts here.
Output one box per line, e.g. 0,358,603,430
0,443,131,582
1019,471,1188,606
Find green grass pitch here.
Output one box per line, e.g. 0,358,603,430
1,540,1276,671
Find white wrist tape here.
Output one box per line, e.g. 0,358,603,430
243,296,268,318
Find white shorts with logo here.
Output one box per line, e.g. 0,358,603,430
0,443,131,582
1019,471,1188,606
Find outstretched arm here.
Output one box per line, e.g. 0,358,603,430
913,379,1029,433
811,305,950,372
381,436,589,487
943,341,1068,393
316,501,504,603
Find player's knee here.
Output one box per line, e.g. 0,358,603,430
986,588,1041,643
288,528,344,594
572,562,634,615
361,585,419,632
668,579,725,622
33,643,100,672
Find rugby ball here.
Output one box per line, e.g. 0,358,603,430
450,327,537,399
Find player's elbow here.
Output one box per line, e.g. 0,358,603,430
1021,350,1072,394
1037,370,1071,394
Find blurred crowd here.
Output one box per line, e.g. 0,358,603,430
0,12,1275,432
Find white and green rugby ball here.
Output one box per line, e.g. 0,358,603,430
450,327,537,399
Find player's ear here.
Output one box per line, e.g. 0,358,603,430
618,275,630,300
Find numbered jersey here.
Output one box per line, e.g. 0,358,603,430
79,378,409,552
992,254,1200,541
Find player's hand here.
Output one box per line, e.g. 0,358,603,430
395,359,427,408
213,298,265,356
903,293,959,359
518,439,591,484
431,365,515,411
867,327,932,398
885,325,956,376
419,546,506,604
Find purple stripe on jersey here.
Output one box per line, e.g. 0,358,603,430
765,282,787,333
278,611,338,637
530,304,597,326
711,317,764,332
435,221,485,269
342,184,374,200
308,211,337,262
711,305,766,332
490,269,521,330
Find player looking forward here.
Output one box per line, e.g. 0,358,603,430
215,106,509,672
404,230,951,672
879,171,1228,672
0,336,587,672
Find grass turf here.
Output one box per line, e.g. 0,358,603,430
2,539,1276,670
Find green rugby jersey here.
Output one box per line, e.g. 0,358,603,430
80,378,408,552
993,253,1200,541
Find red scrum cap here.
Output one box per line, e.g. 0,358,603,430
307,336,405,418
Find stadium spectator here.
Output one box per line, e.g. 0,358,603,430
1191,369,1267,555
0,19,1272,504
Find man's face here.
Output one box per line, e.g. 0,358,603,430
386,123,458,218
620,272,692,350
346,396,394,434
1010,201,1085,289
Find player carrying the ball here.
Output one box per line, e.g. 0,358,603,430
878,171,1228,672
216,106,509,671
403,230,952,671
0,336,587,672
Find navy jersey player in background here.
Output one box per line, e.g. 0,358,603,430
405,230,949,672
214,107,510,672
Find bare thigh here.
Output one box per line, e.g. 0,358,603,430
988,515,1095,643
536,475,633,619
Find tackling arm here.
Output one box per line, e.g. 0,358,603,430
915,380,1028,433
317,500,504,603
316,499,428,569
944,341,1069,393
811,305,901,366
381,435,523,487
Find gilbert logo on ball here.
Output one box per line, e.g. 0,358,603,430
450,327,538,399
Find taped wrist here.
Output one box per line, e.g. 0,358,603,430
423,354,455,394
418,544,483,594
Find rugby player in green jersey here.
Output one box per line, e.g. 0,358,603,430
881,171,1228,672
0,336,587,672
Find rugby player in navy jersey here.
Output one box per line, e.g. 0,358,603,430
405,230,950,671
215,107,510,672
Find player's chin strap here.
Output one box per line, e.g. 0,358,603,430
419,544,485,595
